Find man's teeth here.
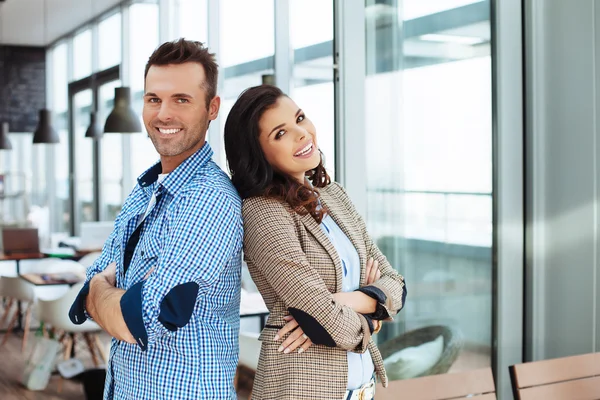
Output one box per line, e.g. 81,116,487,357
295,143,313,156
158,128,182,134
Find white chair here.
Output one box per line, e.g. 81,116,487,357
77,252,102,269
0,276,36,352
27,258,86,275
36,282,107,367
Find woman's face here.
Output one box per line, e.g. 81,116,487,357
258,96,320,183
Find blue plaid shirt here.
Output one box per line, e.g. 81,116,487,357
69,143,243,400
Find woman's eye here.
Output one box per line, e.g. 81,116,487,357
297,114,305,123
275,130,286,139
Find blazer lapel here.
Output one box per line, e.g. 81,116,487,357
320,189,368,286
299,211,343,293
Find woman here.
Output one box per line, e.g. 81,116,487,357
224,85,406,400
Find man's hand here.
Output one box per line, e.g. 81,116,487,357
98,262,117,286
86,262,136,344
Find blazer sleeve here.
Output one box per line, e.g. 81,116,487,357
243,197,373,353
331,182,407,320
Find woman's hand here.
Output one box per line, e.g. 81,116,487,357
274,315,313,354
365,258,381,285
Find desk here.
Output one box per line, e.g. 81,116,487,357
0,252,46,275
0,250,100,274
20,272,83,287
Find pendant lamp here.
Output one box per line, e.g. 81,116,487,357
103,87,141,133
32,0,59,144
0,122,12,150
32,109,59,144
85,111,102,139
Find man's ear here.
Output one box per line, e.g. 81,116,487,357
208,96,221,121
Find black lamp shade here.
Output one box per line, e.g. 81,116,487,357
0,122,12,150
32,109,59,144
103,87,141,133
85,112,103,139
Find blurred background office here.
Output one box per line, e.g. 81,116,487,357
1,1,599,399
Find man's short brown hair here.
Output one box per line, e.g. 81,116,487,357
145,38,219,107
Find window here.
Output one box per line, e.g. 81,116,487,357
98,12,122,71
174,0,208,43
218,0,275,170
73,89,94,225
99,80,124,221
364,0,493,375
73,29,92,81
290,0,335,177
129,2,160,180
51,42,70,233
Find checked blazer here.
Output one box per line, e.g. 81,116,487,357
242,181,406,400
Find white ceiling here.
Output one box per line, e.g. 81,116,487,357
0,0,123,47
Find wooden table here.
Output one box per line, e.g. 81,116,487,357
20,272,83,287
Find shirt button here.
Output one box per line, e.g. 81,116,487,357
141,250,145,257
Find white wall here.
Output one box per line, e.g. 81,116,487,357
526,0,600,361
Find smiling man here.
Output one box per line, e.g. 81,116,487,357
69,39,243,400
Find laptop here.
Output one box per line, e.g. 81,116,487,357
2,227,40,255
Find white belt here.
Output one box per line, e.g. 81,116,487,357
344,377,376,400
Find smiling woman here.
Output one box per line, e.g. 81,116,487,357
224,85,407,400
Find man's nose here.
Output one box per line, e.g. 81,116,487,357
156,103,173,121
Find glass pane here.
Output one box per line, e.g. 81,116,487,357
73,29,92,81
290,0,335,178
220,0,274,67
219,0,275,171
52,43,70,233
129,2,160,181
175,0,208,43
364,0,493,378
73,90,94,225
99,81,124,222
0,135,32,226
98,12,122,71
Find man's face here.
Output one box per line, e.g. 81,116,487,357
143,62,220,170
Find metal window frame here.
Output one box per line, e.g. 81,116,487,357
491,0,525,398
333,0,367,217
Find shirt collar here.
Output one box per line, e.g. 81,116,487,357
137,142,214,195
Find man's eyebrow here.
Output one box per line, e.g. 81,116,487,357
143,93,194,98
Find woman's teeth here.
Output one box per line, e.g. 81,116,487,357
295,143,313,156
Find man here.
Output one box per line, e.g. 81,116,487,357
69,39,243,399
